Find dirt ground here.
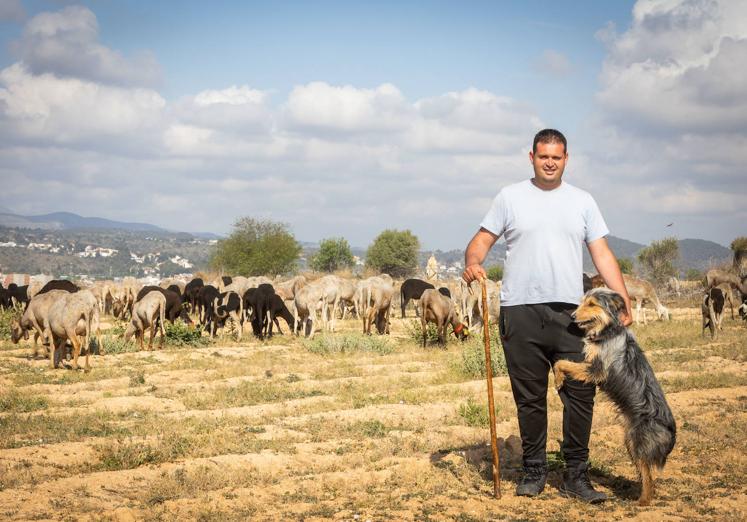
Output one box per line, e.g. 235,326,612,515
0,304,745,521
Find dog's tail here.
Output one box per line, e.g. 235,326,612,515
625,413,676,470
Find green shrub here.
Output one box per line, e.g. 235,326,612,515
302,334,394,355
486,264,503,281
457,326,507,378
403,319,440,344
165,322,211,348
457,397,499,428
0,307,18,341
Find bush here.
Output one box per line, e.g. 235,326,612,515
209,217,301,276
165,322,211,348
310,237,355,272
486,265,503,282
617,257,633,274
404,319,441,345
302,334,394,355
685,268,703,281
637,237,679,287
457,326,507,379
365,229,420,278
0,307,17,341
458,397,500,428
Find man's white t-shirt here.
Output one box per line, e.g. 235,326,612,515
480,179,609,306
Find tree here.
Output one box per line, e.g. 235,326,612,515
310,237,354,272
617,257,633,274
486,264,503,282
731,236,747,276
685,268,702,281
636,237,679,287
209,217,301,276
365,229,420,277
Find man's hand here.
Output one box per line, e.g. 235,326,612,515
464,228,499,284
463,264,487,284
619,303,633,327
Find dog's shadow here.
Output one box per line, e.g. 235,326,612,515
430,440,640,501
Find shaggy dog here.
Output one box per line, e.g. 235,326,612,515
553,288,676,506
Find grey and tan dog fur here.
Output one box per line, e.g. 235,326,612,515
552,288,676,506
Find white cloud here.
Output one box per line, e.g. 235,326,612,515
12,5,161,87
535,49,573,76
584,0,747,246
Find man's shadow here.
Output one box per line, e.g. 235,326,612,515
430,438,639,500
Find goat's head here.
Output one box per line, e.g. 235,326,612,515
10,319,25,344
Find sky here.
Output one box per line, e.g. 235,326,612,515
0,0,744,249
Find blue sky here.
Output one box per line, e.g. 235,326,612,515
0,0,744,249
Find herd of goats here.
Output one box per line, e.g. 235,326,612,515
1,266,745,372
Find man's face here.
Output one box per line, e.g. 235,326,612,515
529,141,567,188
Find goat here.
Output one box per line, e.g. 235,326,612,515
701,287,725,340
623,275,670,324
400,278,435,318
420,289,468,347
135,286,192,325
362,277,394,335
294,282,325,338
125,292,167,351
46,291,98,370
11,290,68,358
36,279,80,296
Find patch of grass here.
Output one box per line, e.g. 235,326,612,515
457,398,500,428
144,465,260,506
403,319,441,344
455,328,507,379
95,435,193,470
180,380,324,409
352,419,388,438
661,371,747,393
0,389,48,413
165,322,211,348
0,307,19,341
0,412,132,449
102,335,138,355
303,333,394,355
129,370,146,387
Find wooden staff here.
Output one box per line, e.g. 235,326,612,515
481,277,501,498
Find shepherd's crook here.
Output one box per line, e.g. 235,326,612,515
481,278,501,499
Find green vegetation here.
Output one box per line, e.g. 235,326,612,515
404,319,441,345
637,237,679,286
458,397,499,427
165,322,211,347
209,217,301,276
486,264,503,281
685,268,703,281
302,333,395,355
365,229,420,277
0,389,48,413
457,326,507,378
617,257,633,274
309,237,355,272
0,307,16,341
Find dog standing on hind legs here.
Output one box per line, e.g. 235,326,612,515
553,288,676,506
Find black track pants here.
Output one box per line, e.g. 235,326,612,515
499,303,596,468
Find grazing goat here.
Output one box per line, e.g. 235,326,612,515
704,268,747,291
136,286,192,325
623,275,670,324
125,292,167,351
11,290,68,358
36,279,80,296
244,286,294,338
184,277,204,313
7,283,29,308
701,287,725,340
196,285,221,329
362,277,394,335
420,289,468,347
294,282,325,338
46,291,98,370
400,278,435,318
213,291,243,340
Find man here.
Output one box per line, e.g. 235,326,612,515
463,129,632,503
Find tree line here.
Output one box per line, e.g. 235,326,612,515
209,217,746,287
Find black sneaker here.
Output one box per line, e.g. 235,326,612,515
559,462,607,503
515,463,547,497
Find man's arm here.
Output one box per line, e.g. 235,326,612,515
587,237,633,326
463,227,499,283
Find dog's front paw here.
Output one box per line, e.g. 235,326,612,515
553,367,565,390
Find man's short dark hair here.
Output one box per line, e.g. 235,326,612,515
533,129,567,154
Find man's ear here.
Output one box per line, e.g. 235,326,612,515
528,150,534,163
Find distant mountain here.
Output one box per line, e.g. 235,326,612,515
0,212,167,233
678,238,731,271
